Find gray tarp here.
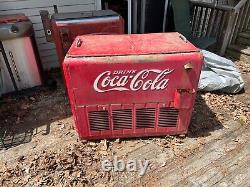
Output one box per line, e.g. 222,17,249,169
198,50,245,93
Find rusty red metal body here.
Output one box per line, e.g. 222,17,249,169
51,10,124,65
63,33,203,140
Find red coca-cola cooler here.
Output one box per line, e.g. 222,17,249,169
47,10,124,66
63,33,203,140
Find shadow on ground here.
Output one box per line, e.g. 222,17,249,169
188,93,223,138
0,78,224,149
0,77,71,149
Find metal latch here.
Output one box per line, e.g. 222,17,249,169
39,5,59,42
40,10,53,42
184,62,194,71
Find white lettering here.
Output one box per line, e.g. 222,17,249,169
114,156,125,172
101,160,113,172
101,157,150,176
93,69,174,93
126,160,137,172
138,160,150,176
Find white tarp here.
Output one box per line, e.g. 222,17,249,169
198,50,245,93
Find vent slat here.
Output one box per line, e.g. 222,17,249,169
136,119,155,122
89,112,107,114
159,121,177,123
89,120,109,123
158,122,177,125
136,108,155,129
89,118,109,120
113,109,132,130
159,117,178,120
89,110,109,132
158,121,177,123
113,120,132,123
160,112,178,114
89,123,109,127
158,107,179,128
112,114,132,117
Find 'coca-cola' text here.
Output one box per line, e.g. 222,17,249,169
93,69,174,93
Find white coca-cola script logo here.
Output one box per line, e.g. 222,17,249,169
93,69,174,93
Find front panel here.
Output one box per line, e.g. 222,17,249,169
64,52,203,139
2,38,42,90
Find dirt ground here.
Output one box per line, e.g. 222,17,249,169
0,61,249,187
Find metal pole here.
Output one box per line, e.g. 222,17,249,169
163,0,169,32
140,0,146,33
133,0,138,33
128,0,132,34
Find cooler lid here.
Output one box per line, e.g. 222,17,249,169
52,9,119,21
0,14,28,24
68,32,200,57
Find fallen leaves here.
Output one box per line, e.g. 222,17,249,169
0,61,249,186
0,142,115,186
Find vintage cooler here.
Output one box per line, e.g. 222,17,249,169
63,32,203,140
50,10,124,66
0,14,42,94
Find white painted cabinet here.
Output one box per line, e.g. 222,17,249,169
0,37,42,94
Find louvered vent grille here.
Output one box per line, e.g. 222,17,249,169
88,107,178,132
158,107,179,127
112,109,132,130
136,108,156,129
89,111,109,131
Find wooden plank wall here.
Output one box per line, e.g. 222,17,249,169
0,0,97,70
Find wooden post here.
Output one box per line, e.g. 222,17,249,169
219,11,237,55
